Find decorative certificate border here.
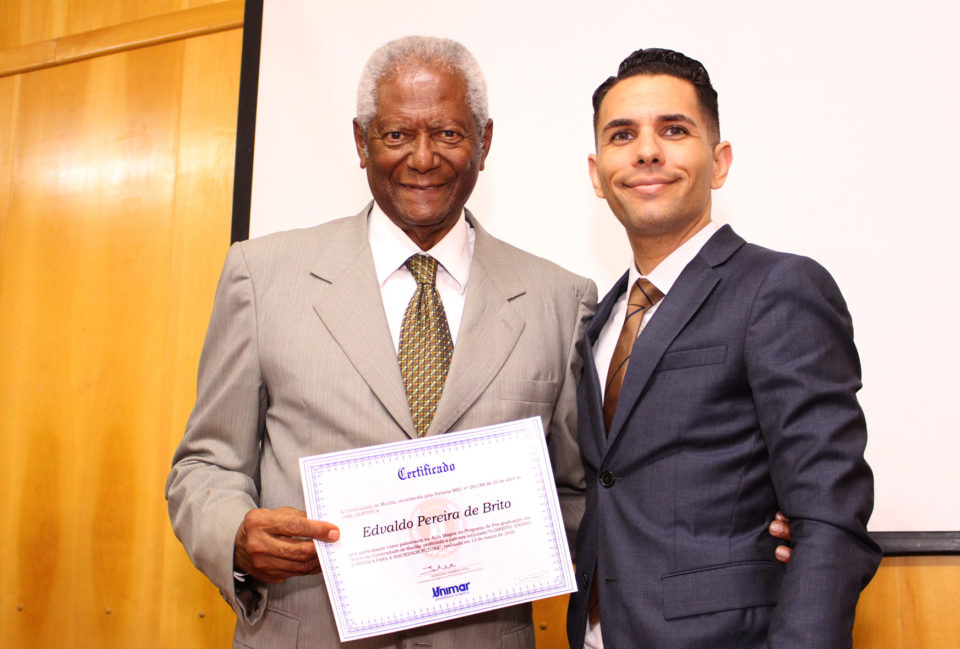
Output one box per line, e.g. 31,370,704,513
299,417,576,641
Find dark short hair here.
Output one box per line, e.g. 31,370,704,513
592,48,720,142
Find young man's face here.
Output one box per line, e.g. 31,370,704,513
589,74,731,249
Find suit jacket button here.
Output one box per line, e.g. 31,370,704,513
599,471,615,488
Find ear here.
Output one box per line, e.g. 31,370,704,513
587,153,605,198
711,140,732,189
353,118,368,169
479,119,493,171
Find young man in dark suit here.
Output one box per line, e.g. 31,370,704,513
568,48,880,649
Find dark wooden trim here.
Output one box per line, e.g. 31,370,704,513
874,531,960,556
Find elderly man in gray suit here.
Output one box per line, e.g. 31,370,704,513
166,36,596,648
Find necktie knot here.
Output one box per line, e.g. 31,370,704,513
629,277,663,312
405,254,439,287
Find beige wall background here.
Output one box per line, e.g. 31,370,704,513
0,1,957,647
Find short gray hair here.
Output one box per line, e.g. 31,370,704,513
356,36,489,139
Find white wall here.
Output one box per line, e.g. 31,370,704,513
250,0,960,532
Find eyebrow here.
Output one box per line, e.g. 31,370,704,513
600,113,699,133
659,113,697,127
600,118,636,133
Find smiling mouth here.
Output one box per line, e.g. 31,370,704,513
626,177,673,188
400,182,447,191
624,178,674,195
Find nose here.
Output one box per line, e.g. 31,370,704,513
634,130,662,166
407,133,439,173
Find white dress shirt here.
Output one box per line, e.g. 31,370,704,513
367,202,474,350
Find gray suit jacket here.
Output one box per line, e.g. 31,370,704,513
567,226,881,649
166,205,597,649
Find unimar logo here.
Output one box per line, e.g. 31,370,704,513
432,581,470,598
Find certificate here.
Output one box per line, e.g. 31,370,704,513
299,416,577,641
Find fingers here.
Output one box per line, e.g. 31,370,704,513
775,544,792,564
769,511,792,564
768,511,792,541
265,507,340,542
234,507,340,583
237,541,321,582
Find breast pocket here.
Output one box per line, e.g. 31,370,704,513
498,379,558,403
656,345,727,372
495,380,559,427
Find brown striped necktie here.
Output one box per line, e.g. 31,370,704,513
602,277,664,432
398,254,453,437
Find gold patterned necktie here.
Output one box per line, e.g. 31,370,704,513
602,277,664,432
398,254,454,437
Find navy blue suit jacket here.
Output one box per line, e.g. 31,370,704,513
567,225,880,648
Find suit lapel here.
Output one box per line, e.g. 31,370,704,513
581,273,629,455
429,213,525,436
310,206,417,438
604,225,745,450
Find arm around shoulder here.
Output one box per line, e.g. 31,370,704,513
745,255,881,648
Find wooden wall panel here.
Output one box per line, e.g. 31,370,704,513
1,0,226,50
158,27,244,649
0,74,17,249
533,595,570,649
853,558,903,648
1,2,244,77
853,556,960,649
0,5,240,647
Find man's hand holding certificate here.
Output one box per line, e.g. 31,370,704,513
299,417,577,642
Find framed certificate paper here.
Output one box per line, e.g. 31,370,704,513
299,416,577,641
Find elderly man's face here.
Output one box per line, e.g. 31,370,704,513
354,64,492,250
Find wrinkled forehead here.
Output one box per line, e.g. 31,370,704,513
373,64,472,122
376,60,465,96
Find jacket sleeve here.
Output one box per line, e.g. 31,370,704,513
165,242,269,624
549,277,598,551
745,255,881,648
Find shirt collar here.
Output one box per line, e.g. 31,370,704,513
368,202,472,293
628,221,721,294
